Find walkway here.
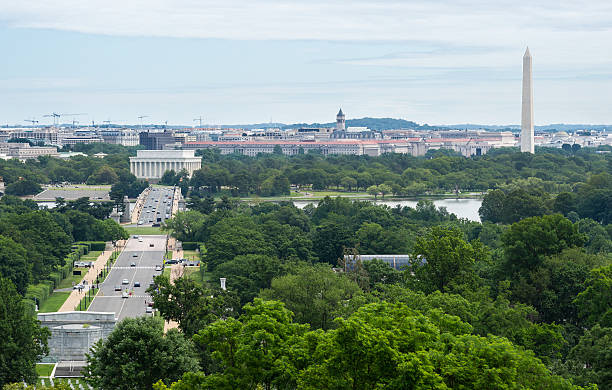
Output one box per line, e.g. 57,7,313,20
58,241,125,312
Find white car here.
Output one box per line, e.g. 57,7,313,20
122,279,129,285
122,291,129,299
155,265,162,271
138,220,143,225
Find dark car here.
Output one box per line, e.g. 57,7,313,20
166,259,178,265
134,281,141,287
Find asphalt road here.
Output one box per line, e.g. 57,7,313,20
87,235,167,320
88,186,176,320
137,187,175,226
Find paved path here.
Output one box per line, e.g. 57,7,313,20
58,241,125,312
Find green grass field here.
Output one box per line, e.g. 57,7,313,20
38,292,71,313
125,226,164,235
56,267,89,289
182,250,200,261
36,363,55,377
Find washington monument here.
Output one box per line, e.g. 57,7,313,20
521,47,534,153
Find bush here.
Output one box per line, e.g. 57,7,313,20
88,242,107,251
182,242,200,250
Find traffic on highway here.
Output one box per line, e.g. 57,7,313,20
87,186,176,320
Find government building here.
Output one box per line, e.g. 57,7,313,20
129,150,201,180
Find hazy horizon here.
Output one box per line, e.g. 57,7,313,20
2,1,612,126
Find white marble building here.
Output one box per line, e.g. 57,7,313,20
129,150,201,180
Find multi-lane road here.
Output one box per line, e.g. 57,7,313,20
137,187,175,226
88,186,176,320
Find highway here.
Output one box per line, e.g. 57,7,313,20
88,186,176,320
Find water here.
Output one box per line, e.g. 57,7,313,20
292,198,482,222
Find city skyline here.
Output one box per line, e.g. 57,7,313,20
2,1,612,125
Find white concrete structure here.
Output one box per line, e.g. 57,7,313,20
129,150,201,180
521,47,535,153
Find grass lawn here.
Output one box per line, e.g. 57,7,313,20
36,363,55,377
182,250,199,261
125,226,164,235
162,267,171,278
38,292,71,313
56,268,88,289
81,250,103,261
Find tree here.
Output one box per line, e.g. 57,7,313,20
205,216,274,270
84,316,199,390
311,219,354,265
409,226,485,293
148,275,239,337
478,189,505,223
567,325,612,388
574,264,612,327
340,176,357,192
298,302,582,390
0,237,30,294
86,165,119,184
0,278,49,386
502,214,585,275
4,179,41,196
377,183,392,198
212,254,283,306
162,211,204,242
259,264,362,330
192,299,309,388
366,185,379,199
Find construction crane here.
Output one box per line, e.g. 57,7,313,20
137,115,149,131
24,119,39,125
43,113,87,127
194,116,204,128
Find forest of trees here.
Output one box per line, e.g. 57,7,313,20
78,184,610,389
1,146,611,388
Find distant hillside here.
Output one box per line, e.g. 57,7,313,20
219,118,441,131
447,123,612,132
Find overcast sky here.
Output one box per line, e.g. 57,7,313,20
1,0,612,126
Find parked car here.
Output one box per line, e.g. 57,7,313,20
155,265,162,271
73,284,84,290
166,259,178,265
146,306,153,313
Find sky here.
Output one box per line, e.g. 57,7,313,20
1,0,612,126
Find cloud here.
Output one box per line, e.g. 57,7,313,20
0,0,611,43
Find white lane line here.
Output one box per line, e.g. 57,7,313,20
117,250,144,317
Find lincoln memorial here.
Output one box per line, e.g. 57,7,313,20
129,150,202,180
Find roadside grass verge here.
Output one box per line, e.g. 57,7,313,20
38,292,71,313
36,363,55,377
125,226,164,235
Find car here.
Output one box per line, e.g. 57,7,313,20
146,306,153,314
166,259,178,265
73,283,84,290
134,281,141,287
132,253,138,257
152,223,160,227
138,220,143,225
130,262,136,267
122,291,129,299
114,285,121,291
149,243,154,247
122,279,129,285
155,265,162,271
133,235,139,239
138,238,143,242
